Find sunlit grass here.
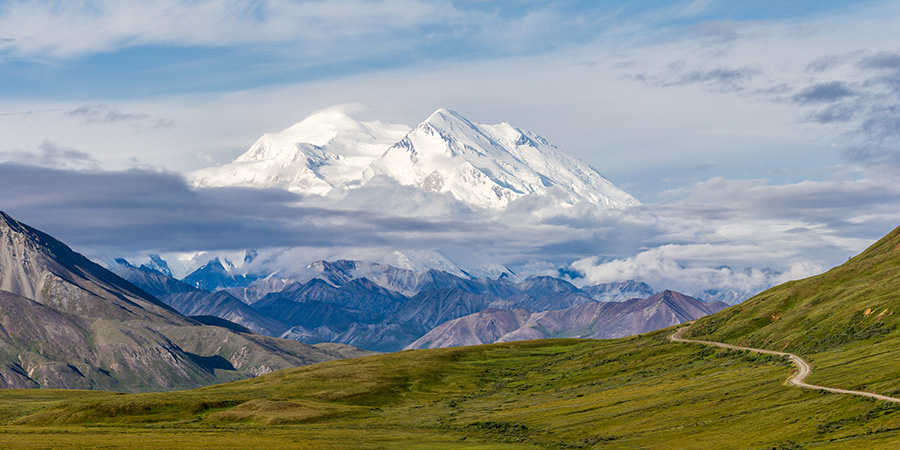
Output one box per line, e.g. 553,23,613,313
3,329,900,449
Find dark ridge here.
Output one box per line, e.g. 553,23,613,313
189,315,254,334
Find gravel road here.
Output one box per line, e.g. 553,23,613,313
670,326,900,403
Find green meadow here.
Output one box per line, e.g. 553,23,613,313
3,327,900,449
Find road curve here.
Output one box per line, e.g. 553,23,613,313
669,326,900,403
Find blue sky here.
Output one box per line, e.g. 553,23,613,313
0,1,882,99
1,0,899,295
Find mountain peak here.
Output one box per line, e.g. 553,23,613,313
372,109,641,209
259,108,367,150
191,107,640,211
0,210,179,320
423,108,475,130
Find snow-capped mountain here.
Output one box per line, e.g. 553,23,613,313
365,108,639,210
190,107,640,211
191,107,410,195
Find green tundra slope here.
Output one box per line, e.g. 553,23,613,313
3,225,900,449
2,331,900,449
687,224,900,395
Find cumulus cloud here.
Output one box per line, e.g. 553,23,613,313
560,174,900,299
569,245,826,301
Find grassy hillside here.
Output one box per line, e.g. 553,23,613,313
3,328,900,449
687,225,900,394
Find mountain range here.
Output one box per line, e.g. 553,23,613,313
116,254,725,352
164,107,770,307
405,290,725,349
0,207,723,392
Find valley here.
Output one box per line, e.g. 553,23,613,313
3,215,900,448
2,326,899,449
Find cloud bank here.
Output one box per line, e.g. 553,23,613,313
3,160,898,301
2,1,899,300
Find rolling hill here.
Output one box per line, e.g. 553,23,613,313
686,223,900,396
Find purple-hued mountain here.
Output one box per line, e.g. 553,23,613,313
405,291,727,349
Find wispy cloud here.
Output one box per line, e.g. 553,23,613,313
680,0,714,18
858,51,900,70
792,81,856,105
0,140,98,170
65,104,173,129
609,8,900,184
566,173,900,298
0,0,461,58
634,63,761,92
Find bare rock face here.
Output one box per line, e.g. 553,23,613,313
0,211,179,322
0,211,343,392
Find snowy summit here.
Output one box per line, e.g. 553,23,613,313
191,107,640,211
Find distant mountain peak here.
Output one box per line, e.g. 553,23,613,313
191,107,410,195
421,108,480,136
190,108,640,212
182,256,257,291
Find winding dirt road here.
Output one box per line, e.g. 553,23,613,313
670,326,900,403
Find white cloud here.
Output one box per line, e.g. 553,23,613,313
570,244,826,300
0,0,459,58
3,1,898,186
563,172,900,297
680,0,714,18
